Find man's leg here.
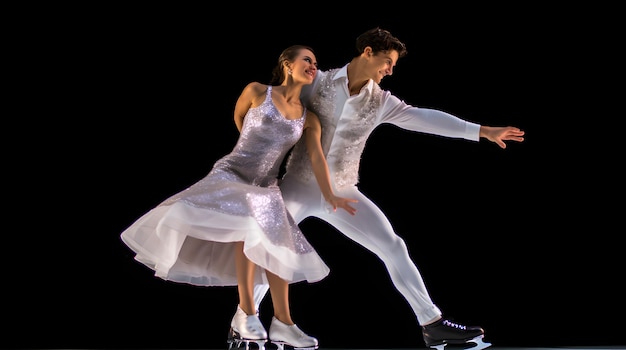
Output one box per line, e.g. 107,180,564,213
253,284,270,310
319,187,442,324
317,187,489,349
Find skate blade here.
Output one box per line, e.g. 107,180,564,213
270,340,318,350
429,335,492,350
229,340,267,350
228,334,267,350
466,335,491,350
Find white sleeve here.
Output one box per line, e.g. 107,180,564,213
379,92,481,141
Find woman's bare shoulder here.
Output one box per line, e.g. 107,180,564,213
243,81,268,95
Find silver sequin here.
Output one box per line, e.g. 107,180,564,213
285,68,382,188
160,86,314,253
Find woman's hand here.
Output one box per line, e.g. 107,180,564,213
325,195,358,215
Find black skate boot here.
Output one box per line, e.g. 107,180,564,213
422,318,491,350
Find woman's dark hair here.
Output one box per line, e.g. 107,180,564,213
270,45,315,85
355,27,407,58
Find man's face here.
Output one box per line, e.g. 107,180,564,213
368,49,399,84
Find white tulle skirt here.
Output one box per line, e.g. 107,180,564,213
121,196,330,286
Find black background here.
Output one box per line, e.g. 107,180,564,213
10,4,623,350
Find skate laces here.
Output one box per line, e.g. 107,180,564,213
443,319,467,330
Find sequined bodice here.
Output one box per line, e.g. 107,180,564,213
211,86,306,187
161,86,306,208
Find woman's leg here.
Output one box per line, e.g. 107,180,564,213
235,241,258,315
265,270,293,325
231,242,267,346
265,270,318,349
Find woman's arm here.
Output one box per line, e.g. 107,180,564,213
233,82,266,132
304,111,358,215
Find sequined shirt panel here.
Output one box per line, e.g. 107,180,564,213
285,68,381,188
284,64,482,189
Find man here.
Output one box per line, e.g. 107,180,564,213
229,27,524,350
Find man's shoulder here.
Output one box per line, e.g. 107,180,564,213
318,65,346,79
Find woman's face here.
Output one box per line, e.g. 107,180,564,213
291,49,318,84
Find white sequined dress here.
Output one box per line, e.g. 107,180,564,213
120,86,330,286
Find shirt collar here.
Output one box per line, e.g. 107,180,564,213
334,63,375,96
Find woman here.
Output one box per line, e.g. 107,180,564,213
120,45,357,350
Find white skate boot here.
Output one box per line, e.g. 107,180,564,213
228,305,267,350
268,317,318,350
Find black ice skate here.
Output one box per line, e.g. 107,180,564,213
422,318,491,350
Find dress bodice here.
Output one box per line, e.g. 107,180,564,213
161,86,307,209
212,86,306,187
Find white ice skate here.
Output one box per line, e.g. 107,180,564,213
269,317,318,350
229,306,267,350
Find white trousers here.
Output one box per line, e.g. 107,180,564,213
253,175,442,325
